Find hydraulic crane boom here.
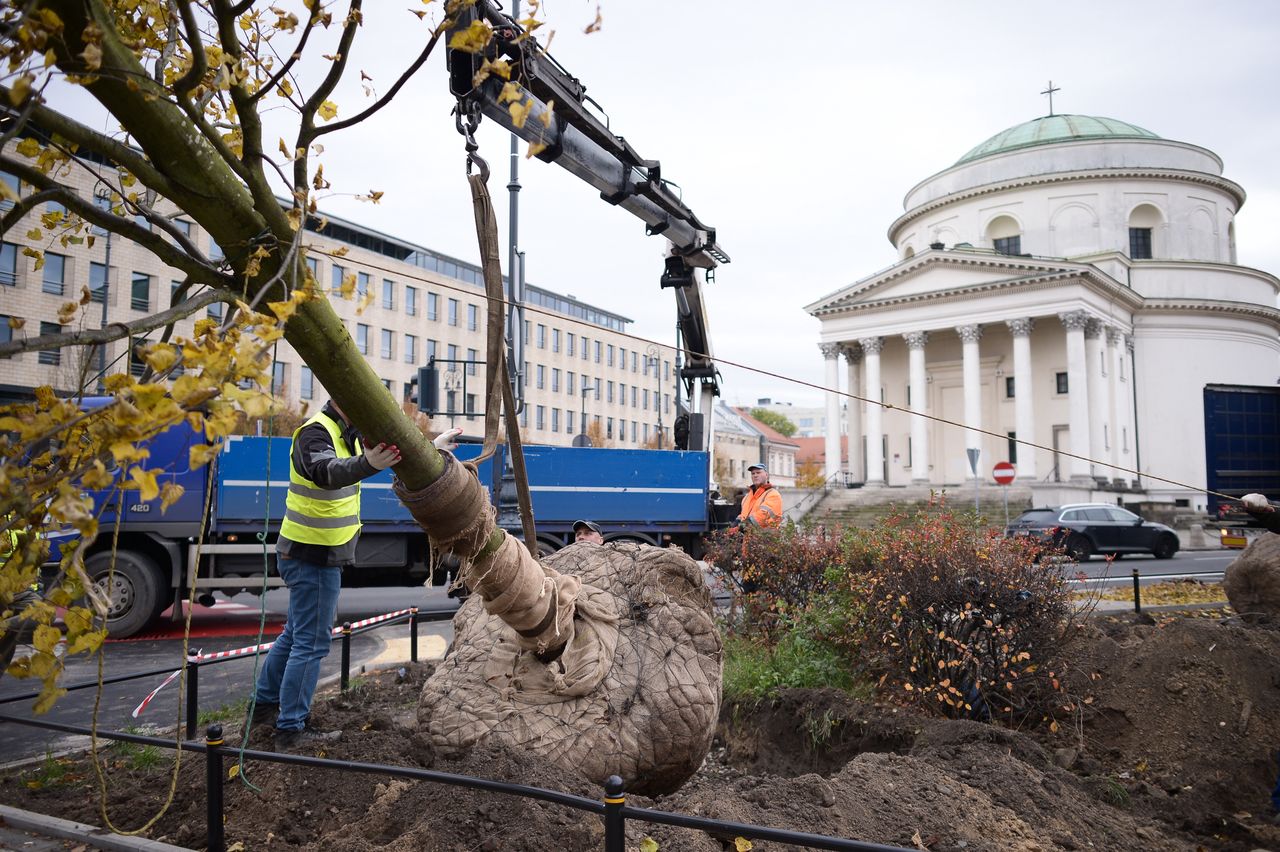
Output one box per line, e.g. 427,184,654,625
446,1,728,407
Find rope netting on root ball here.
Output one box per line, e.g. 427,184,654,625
394,451,723,795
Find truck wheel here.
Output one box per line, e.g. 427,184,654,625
87,551,164,639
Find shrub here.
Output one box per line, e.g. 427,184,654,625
856,501,1081,722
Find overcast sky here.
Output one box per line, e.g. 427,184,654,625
51,0,1280,408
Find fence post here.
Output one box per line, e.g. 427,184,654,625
603,775,625,852
185,653,199,740
410,607,419,663
205,725,226,852
341,622,352,692
1132,568,1142,614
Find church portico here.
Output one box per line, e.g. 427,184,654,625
806,111,1280,512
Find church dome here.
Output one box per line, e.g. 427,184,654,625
955,114,1160,165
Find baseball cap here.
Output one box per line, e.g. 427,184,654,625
572,520,602,534
747,463,767,473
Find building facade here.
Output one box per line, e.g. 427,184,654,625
750,398,843,439
0,148,678,449
806,115,1280,510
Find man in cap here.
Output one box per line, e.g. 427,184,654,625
737,463,783,529
572,519,605,545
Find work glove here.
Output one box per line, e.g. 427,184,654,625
433,428,464,452
1241,493,1271,511
364,442,401,471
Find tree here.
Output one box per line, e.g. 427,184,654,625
0,0,537,706
795,459,825,489
749,407,797,437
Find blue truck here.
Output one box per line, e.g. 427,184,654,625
71,421,726,638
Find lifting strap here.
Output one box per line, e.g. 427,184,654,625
467,171,538,551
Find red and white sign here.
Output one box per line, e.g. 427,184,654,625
992,461,1016,485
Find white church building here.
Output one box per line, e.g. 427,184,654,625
806,114,1280,511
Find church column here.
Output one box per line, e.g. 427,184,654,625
903,331,930,484
1123,335,1138,486
1059,311,1093,481
1084,319,1108,480
841,343,864,482
860,336,885,486
820,343,841,481
957,324,983,479
1106,327,1125,481
1006,317,1037,480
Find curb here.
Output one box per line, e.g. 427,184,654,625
0,803,193,851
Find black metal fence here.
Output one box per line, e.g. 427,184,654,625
0,607,914,852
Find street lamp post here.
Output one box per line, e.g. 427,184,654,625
576,380,598,447
92,182,113,391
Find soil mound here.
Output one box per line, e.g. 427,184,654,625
1,613,1279,851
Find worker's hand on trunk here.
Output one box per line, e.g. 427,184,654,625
365,442,401,470
433,428,464,452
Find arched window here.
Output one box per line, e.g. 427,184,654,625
1127,204,1163,260
986,215,1021,256
902,245,916,259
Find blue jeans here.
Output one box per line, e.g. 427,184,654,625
253,556,341,731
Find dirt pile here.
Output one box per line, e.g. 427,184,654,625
1,613,1278,851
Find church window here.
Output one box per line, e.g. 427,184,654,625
1129,228,1153,259
993,235,1021,256
1055,372,1069,394
1007,432,1018,464
1005,377,1016,399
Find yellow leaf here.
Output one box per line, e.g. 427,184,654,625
317,100,339,121
190,443,221,469
128,466,160,502
228,764,240,779
508,98,533,129
537,99,555,128
15,137,41,158
639,839,659,852
497,81,524,104
583,5,602,34
449,19,493,53
526,141,548,159
8,74,33,106
32,625,61,655
159,483,185,514
80,42,102,71
734,838,753,851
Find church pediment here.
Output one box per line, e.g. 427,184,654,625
806,252,1085,316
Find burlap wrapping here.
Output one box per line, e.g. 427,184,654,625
393,451,494,561
1223,534,1280,623
418,542,723,795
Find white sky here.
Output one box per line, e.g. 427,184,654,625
50,0,1280,408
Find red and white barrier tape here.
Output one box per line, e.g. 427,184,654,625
130,607,416,718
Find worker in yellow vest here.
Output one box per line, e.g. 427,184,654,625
252,401,401,750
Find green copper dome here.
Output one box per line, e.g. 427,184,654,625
956,115,1160,165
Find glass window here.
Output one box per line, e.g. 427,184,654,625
173,218,193,238
207,301,224,323
567,333,575,357
131,271,151,311
0,242,17,286
537,324,546,349
380,328,393,359
170,280,183,307
357,271,370,299
468,304,478,331
209,236,223,261
1007,431,1017,464
447,343,458,362
552,368,560,393
466,347,477,376
620,347,626,369
466,394,476,419
551,408,560,433
552,329,561,353
1060,509,1085,522
607,381,614,403
536,405,546,430
305,255,319,284
631,351,638,372
567,410,576,435
581,336,589,360
594,340,601,363
567,371,575,396
331,264,346,292
405,333,418,364
272,361,287,392
427,339,437,361
1106,507,1139,523
606,417,614,439
994,235,1021,255
1128,228,1153,260
42,253,66,295
448,298,459,326
0,172,19,208
356,323,369,355
594,382,601,402
300,365,313,400
38,321,61,365
537,364,545,389
1005,376,1015,398
1055,372,1068,394
631,386,637,407
620,383,627,406
405,285,418,316
383,279,395,310
0,314,11,348
607,345,614,367
130,340,147,377
427,292,439,321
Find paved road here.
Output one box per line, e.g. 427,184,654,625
0,586,458,767
1068,549,1235,586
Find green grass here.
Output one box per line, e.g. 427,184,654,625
722,630,869,702
198,696,250,726
24,749,73,788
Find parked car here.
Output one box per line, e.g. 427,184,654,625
1004,503,1180,561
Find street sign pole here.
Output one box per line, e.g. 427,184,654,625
1003,485,1009,528
966,448,981,517
991,462,1017,527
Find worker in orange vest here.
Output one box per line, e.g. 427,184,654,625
737,463,783,529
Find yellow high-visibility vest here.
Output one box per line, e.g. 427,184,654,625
278,411,362,547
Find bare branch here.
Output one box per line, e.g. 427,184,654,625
314,23,445,137
297,0,365,146
0,288,230,358
0,187,67,238
248,12,319,106
171,0,209,98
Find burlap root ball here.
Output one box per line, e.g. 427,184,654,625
417,541,723,795
1223,533,1280,623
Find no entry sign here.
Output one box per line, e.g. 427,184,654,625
993,461,1016,485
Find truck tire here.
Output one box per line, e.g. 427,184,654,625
87,550,164,639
